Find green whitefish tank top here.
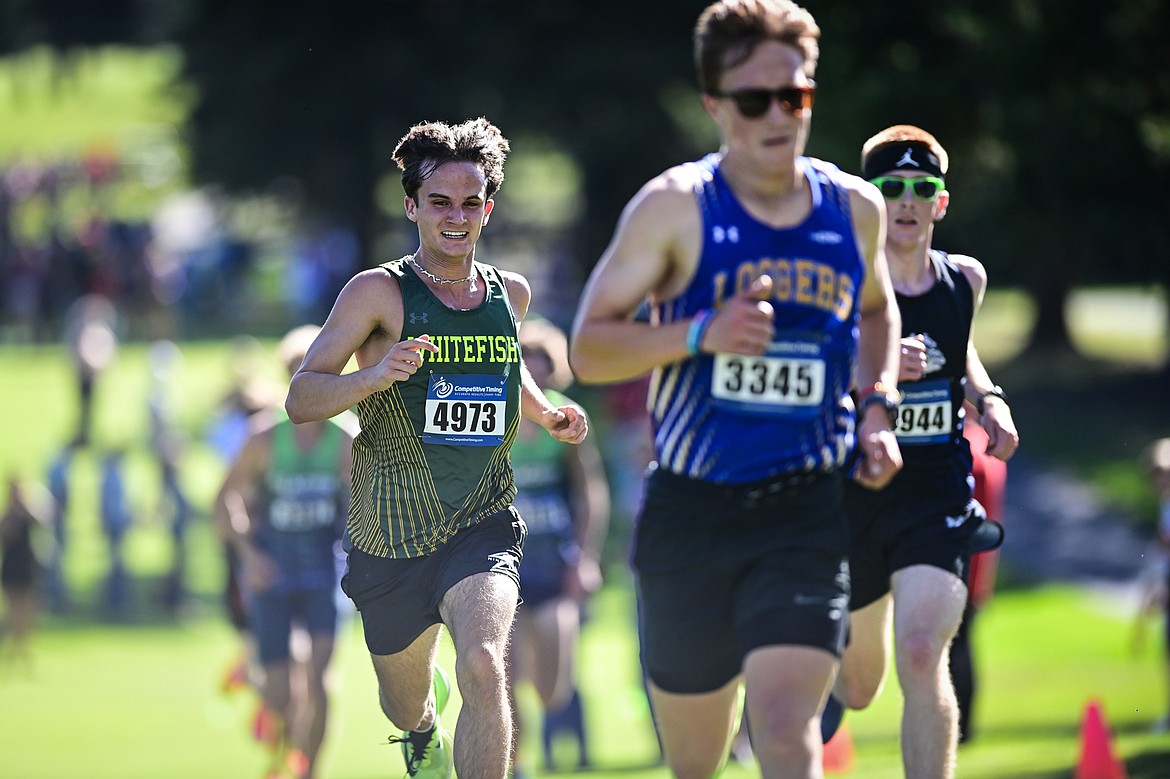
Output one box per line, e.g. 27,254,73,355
349,258,522,558
509,388,573,537
260,411,348,585
266,412,347,533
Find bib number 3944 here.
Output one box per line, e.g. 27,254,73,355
894,379,953,445
423,374,507,446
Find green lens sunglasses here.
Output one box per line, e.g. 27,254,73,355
870,176,945,201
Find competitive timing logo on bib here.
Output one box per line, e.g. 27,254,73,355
432,376,507,400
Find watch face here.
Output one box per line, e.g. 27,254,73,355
977,387,1006,415
860,392,899,425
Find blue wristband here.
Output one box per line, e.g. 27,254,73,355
686,309,714,356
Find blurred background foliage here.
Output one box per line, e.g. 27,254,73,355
0,0,1167,349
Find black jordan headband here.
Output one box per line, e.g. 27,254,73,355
862,142,944,180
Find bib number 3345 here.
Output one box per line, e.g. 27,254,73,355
711,349,825,417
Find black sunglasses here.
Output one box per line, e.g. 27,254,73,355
709,84,816,118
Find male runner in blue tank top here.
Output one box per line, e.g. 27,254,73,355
285,118,589,779
215,325,358,779
570,2,903,776
829,125,1019,779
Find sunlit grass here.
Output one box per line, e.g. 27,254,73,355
1066,286,1168,367
1,574,1164,778
0,46,190,226
976,286,1167,369
0,45,189,161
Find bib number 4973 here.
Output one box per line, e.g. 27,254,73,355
423,374,508,446
428,400,499,434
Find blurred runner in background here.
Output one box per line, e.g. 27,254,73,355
506,318,608,778
215,325,357,779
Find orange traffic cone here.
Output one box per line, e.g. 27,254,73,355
1074,699,1128,779
823,721,855,774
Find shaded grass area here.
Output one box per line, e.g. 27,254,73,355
994,350,1170,527
971,284,1168,527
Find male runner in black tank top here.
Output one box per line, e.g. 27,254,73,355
285,118,590,779
829,125,1019,779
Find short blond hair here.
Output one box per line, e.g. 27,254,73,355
519,318,573,392
276,325,321,378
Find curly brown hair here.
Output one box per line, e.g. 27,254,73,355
393,117,511,202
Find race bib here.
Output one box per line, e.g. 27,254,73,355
269,496,337,532
268,474,339,531
513,493,572,535
423,374,507,446
711,335,826,418
895,378,953,445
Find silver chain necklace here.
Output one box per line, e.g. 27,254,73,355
409,256,478,292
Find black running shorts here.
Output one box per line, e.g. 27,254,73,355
844,468,982,611
341,506,526,655
633,467,850,694
251,585,338,663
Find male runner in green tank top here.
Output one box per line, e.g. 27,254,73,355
215,325,358,779
286,117,589,779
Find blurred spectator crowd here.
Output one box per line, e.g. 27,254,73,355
0,149,365,344
1,150,169,342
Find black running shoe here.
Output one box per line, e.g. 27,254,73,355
969,518,1005,554
821,694,845,743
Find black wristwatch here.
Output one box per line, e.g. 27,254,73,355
859,384,901,427
976,385,1008,415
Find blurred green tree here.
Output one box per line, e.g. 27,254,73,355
7,0,1167,354
170,0,1170,353
806,0,1170,354
0,0,138,54
168,0,709,288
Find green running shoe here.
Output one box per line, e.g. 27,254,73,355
432,665,450,717
389,666,454,778
390,725,453,778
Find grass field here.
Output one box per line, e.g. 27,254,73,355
0,578,1166,779
0,339,1168,778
